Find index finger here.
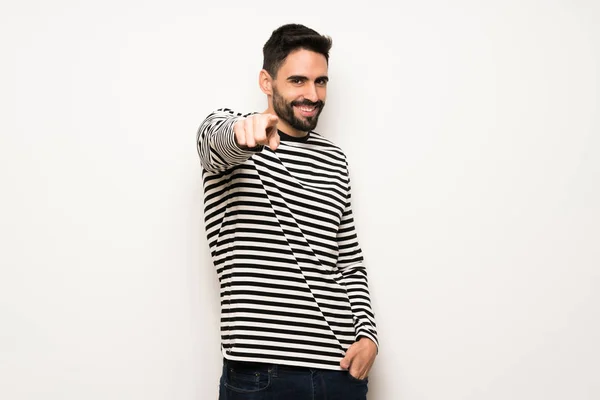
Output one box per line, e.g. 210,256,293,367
265,113,279,127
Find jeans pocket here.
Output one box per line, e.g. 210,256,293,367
225,364,271,393
347,371,369,384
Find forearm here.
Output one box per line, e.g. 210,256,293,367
337,161,379,348
339,262,379,348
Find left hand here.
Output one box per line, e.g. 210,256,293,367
340,337,377,380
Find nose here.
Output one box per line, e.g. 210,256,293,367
304,83,319,103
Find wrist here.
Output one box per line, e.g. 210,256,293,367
357,336,378,355
358,336,376,346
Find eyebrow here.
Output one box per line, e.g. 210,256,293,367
287,75,329,82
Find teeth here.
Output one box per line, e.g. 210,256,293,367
299,106,315,112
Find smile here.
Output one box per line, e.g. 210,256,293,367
295,105,318,117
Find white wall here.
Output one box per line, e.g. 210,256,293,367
1,1,598,399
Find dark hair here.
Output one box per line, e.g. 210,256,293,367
262,23,333,78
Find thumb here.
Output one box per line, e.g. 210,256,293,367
340,345,357,370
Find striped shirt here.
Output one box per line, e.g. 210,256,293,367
196,108,378,370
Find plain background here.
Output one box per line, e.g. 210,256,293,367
1,0,599,399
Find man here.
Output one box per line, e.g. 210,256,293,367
196,23,378,399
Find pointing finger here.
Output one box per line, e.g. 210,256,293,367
266,114,279,127
268,132,280,151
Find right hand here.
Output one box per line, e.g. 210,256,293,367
234,113,280,151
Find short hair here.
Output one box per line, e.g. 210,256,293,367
262,23,333,78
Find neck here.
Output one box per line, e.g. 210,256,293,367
262,107,308,138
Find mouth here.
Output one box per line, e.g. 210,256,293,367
294,104,319,118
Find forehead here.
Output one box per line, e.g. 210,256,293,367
277,49,328,78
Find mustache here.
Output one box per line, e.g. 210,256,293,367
292,99,324,108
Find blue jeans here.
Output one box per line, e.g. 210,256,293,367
219,358,369,400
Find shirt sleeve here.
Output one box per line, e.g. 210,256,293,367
336,159,379,349
196,108,263,173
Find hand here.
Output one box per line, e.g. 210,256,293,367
234,113,280,151
340,337,377,380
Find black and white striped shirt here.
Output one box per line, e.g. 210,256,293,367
196,108,378,370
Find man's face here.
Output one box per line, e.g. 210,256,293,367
271,49,328,133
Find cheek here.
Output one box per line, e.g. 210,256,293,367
282,85,305,100
317,87,327,100
278,91,296,104
292,91,306,102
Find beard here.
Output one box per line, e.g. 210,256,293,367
272,87,325,132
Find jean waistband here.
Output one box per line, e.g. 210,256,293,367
223,358,312,376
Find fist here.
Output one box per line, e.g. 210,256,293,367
234,113,280,151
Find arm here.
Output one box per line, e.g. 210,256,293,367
337,162,379,349
196,108,263,173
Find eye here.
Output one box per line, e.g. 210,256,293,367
316,79,328,86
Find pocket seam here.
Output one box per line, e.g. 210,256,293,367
225,369,272,393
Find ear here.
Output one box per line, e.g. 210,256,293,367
259,69,273,95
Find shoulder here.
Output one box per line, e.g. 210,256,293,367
204,107,257,119
309,131,349,164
